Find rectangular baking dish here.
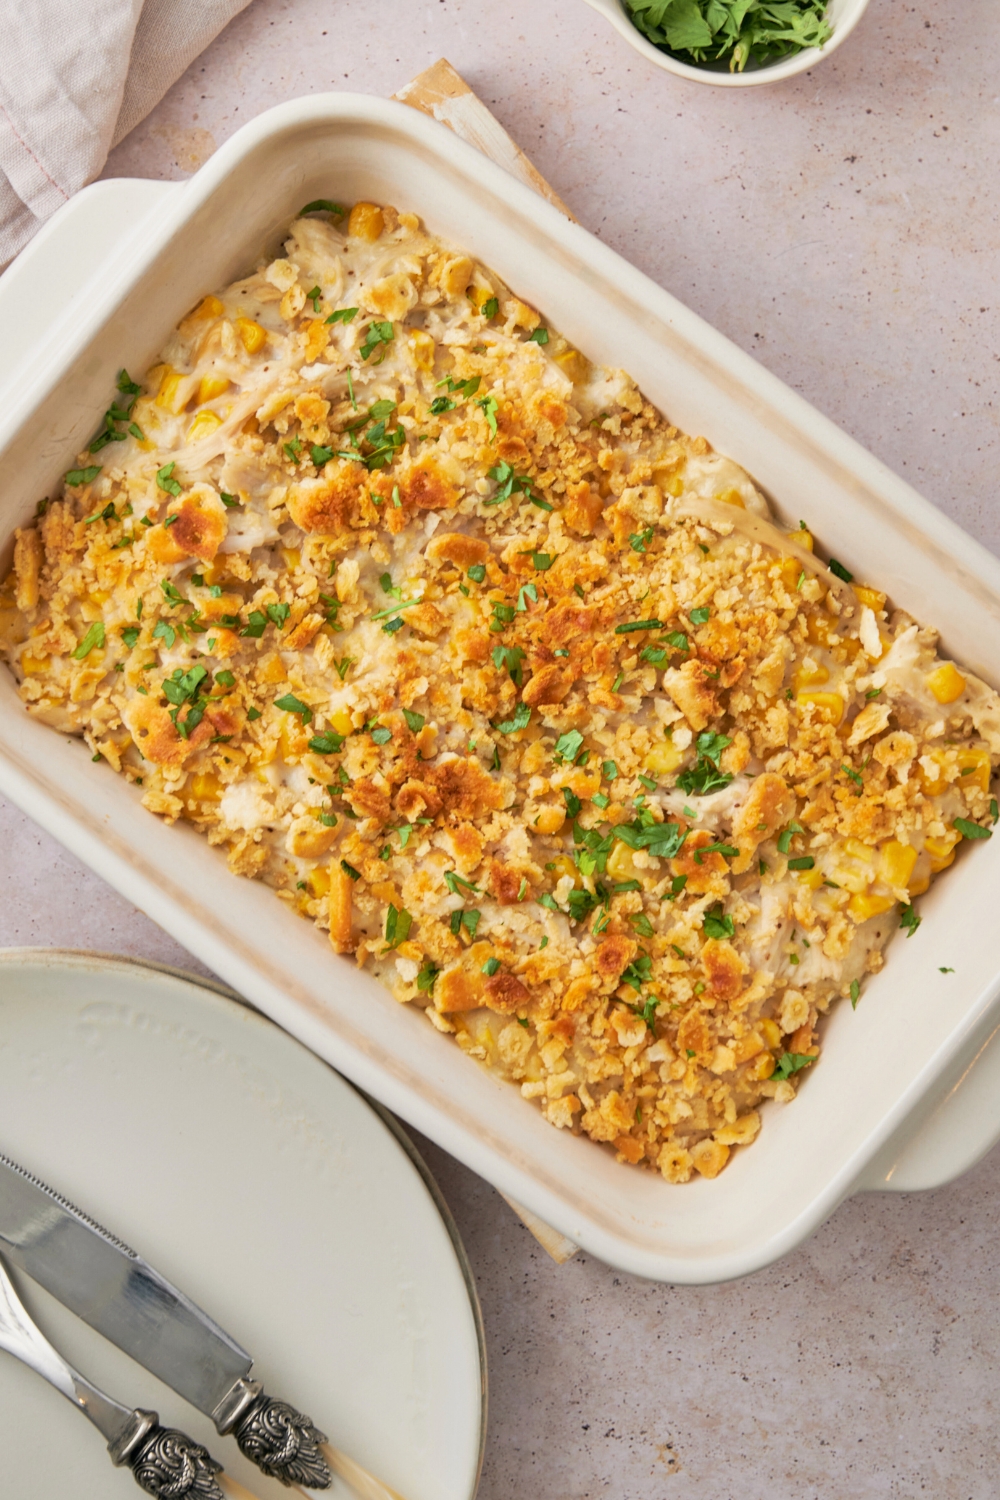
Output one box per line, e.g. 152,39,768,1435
2,94,1000,1283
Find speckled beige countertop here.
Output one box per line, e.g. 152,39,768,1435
4,2,1000,1494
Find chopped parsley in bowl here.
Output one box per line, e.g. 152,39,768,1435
582,0,871,86
624,0,831,73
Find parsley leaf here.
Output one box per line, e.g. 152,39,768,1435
497,701,531,735
828,558,854,583
954,817,991,841
615,618,661,635
275,693,312,724
301,199,345,217
554,730,585,763
72,622,105,660
403,709,425,733
309,731,346,754
359,321,394,362
773,1051,817,1081
899,905,921,937
623,0,831,73
325,305,359,324
65,466,102,486
629,527,655,554
156,462,182,497
492,644,526,687
689,605,711,625
702,904,734,940
527,327,549,344
416,960,440,994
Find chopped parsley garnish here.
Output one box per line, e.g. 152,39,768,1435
865,688,882,700
954,817,992,841
481,297,499,318
630,527,655,554
384,905,413,950
120,626,140,649
429,396,455,415
664,631,689,652
152,620,176,649
416,960,440,994
490,601,515,631
689,605,711,625
477,394,499,437
828,558,854,583
65,466,102,486
615,618,661,635
677,731,733,796
532,552,553,571
371,598,423,621
358,321,394,361
266,602,290,628
311,445,334,465
403,709,425,733
306,285,322,312
850,979,860,1009
492,644,526,687
325,305,359,324
340,860,361,881
482,956,501,977
382,616,405,635
527,327,549,344
602,760,618,780
485,460,536,507
220,491,239,508
628,912,654,938
371,726,392,745
309,731,345,754
241,610,267,638
622,953,653,991
516,582,537,611
773,1052,817,1081
640,646,668,665
85,501,116,524
301,199,344,217
841,763,863,793
788,855,815,871
215,670,235,687
702,904,734,940
156,462,182,497
899,905,921,937
275,693,313,724
554,730,585,763
72,622,105,660
695,840,739,865
615,819,686,859
246,707,262,721
444,870,481,896
497,701,531,735
777,820,805,855
468,564,486,583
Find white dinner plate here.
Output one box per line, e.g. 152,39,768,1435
0,950,485,1500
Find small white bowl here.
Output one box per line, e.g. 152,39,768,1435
581,0,870,86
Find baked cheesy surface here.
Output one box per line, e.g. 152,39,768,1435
3,200,999,1182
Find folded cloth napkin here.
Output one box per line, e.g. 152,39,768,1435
0,0,251,267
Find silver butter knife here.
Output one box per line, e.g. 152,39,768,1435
0,1251,236,1498
0,1153,331,1489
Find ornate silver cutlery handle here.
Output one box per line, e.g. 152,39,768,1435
0,1254,234,1499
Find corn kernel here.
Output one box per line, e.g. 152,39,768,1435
607,843,642,882
715,487,745,508
307,865,331,898
853,583,886,612
879,840,918,889
156,368,191,414
281,547,301,571
848,892,896,923
927,662,966,704
793,662,830,692
550,853,582,886
468,284,496,311
759,1018,782,1050
554,348,589,383
644,741,684,776
409,330,435,372
20,652,49,675
193,295,224,320
843,839,874,863
534,805,565,836
780,555,804,589
789,528,814,553
749,1052,776,1081
186,410,222,444
236,318,267,355
197,373,231,404
187,772,221,802
796,690,845,726
957,747,992,793
796,866,825,890
805,613,831,646
924,830,961,862
330,708,353,738
908,873,931,897
348,202,385,241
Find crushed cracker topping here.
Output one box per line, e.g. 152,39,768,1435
3,202,998,1184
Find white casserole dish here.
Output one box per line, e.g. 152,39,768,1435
2,94,1000,1284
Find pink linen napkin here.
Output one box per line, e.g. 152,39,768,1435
0,0,251,267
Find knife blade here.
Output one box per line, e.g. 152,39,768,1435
0,1153,331,1488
